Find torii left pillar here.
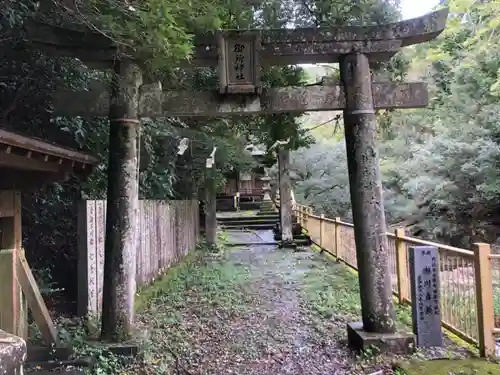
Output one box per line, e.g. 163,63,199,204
101,60,142,341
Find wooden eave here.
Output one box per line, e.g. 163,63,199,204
0,128,98,176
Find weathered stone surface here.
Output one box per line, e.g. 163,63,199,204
193,40,403,66
192,8,449,65
25,21,116,63
218,32,261,94
347,322,415,355
341,53,396,334
0,330,26,375
409,246,443,348
101,60,142,341
260,8,447,44
53,82,428,118
278,149,293,243
28,9,448,66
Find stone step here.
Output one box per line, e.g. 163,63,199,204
239,202,261,210
225,241,278,247
223,223,276,229
218,215,278,222
219,219,278,225
257,210,278,215
293,239,311,246
274,233,309,240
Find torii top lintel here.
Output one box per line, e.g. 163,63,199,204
194,8,449,66
28,8,448,66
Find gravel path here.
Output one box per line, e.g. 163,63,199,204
225,242,355,375
131,230,474,375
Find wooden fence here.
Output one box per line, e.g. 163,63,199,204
78,200,200,317
295,204,500,357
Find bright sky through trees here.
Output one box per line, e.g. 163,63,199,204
402,0,439,19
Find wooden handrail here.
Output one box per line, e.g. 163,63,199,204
295,204,498,357
303,210,474,257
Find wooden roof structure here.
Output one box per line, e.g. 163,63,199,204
0,128,98,189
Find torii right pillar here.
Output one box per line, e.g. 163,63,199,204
339,10,449,354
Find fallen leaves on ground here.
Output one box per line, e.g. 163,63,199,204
124,237,473,375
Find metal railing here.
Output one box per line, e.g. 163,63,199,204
295,203,499,357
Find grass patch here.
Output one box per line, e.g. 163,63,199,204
396,359,499,374
136,242,252,313
48,242,254,375
135,250,198,312
132,242,255,374
300,253,412,331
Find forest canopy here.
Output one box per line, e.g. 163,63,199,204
0,0,401,295
292,0,500,247
2,0,496,291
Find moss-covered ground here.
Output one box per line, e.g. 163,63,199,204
43,232,486,375
396,359,499,375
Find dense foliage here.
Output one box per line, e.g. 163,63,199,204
6,0,496,304
2,0,382,299
292,0,500,247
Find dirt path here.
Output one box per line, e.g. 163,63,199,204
130,231,473,375
225,241,354,374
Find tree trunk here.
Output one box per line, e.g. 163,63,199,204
340,53,396,334
205,170,217,246
101,60,142,341
278,148,293,243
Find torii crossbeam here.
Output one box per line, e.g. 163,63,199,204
28,8,448,67
53,82,428,117
47,10,445,120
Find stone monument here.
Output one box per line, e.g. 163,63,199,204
409,246,443,347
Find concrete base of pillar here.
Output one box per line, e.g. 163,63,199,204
347,322,415,355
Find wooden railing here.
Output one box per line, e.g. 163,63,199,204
295,203,500,357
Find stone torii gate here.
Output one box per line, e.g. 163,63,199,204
35,6,448,351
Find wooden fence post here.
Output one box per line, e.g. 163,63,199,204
473,243,496,357
0,190,25,338
303,207,308,230
77,200,103,318
395,228,409,304
334,217,341,261
0,250,18,335
319,214,325,249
